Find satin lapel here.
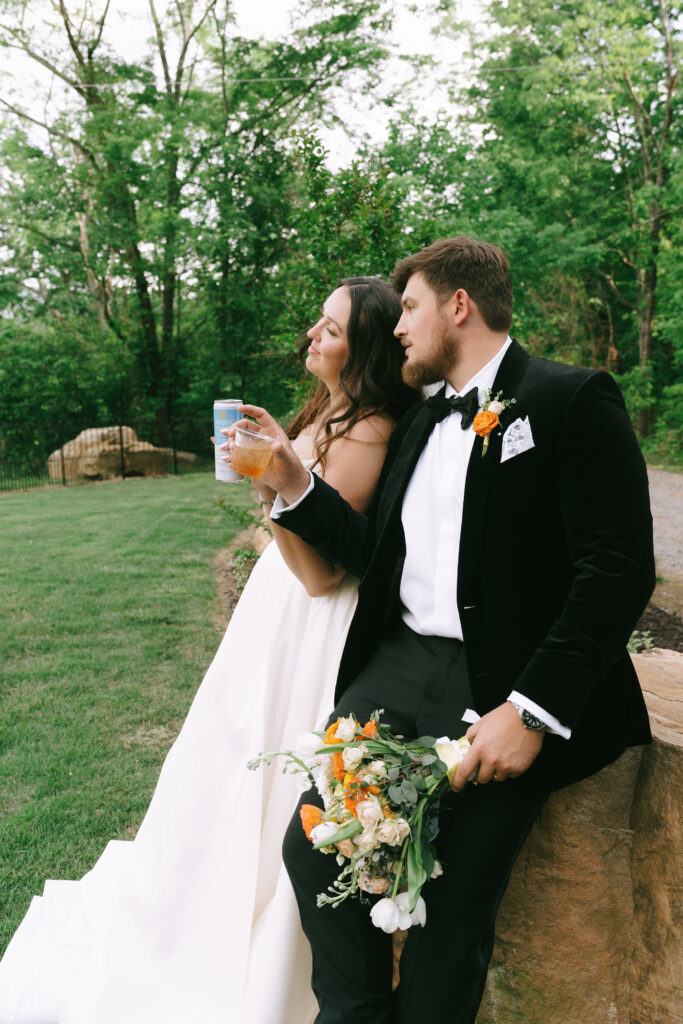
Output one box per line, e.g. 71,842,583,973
375,400,442,538
458,341,530,602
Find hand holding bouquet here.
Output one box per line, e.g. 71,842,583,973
247,711,469,933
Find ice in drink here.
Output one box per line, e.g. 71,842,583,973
230,427,274,479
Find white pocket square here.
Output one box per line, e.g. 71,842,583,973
501,416,534,463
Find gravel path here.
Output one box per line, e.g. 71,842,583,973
647,468,683,580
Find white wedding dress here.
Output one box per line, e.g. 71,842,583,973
0,486,358,1024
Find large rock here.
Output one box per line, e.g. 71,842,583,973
47,427,198,480
474,648,682,1024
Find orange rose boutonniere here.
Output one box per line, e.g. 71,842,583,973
473,389,516,457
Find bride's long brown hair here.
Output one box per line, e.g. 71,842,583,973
286,277,418,469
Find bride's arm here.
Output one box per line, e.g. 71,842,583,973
263,415,392,597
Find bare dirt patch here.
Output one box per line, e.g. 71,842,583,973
211,525,270,631
636,604,683,653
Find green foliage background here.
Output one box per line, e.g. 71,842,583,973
0,0,680,466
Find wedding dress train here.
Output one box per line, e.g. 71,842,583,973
0,523,357,1023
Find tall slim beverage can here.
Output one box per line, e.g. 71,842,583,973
213,399,244,482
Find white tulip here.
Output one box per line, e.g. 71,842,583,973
370,898,402,933
310,821,340,847
395,891,427,928
295,731,325,760
434,737,470,785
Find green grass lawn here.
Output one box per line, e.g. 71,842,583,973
0,474,255,951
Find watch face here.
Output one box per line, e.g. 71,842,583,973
521,709,545,731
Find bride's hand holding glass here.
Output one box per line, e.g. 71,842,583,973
219,406,311,503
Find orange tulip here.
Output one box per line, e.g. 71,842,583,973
300,804,323,840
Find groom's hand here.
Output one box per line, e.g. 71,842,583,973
451,702,544,792
221,404,311,504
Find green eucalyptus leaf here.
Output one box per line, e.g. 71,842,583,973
414,736,437,747
401,779,418,803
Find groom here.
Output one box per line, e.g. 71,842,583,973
255,237,655,1023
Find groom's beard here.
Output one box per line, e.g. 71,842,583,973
401,316,459,389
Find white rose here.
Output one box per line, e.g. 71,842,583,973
395,891,427,928
356,797,383,829
356,826,380,854
376,819,404,846
394,818,411,842
370,898,403,933
367,760,387,780
335,717,357,742
310,821,340,848
342,743,366,770
431,860,444,879
488,400,505,415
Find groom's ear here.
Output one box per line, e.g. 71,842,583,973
451,288,471,326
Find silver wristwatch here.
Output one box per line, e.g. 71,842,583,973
508,700,546,732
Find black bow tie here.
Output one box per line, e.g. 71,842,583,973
425,386,480,430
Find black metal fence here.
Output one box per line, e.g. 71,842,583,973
0,422,212,492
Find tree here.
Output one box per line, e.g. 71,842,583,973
436,0,682,434
0,0,398,450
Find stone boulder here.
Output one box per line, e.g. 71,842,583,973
47,427,198,480
473,648,682,1024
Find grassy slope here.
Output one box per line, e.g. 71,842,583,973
0,474,254,950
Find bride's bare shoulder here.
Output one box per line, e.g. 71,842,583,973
341,412,395,445
291,424,317,460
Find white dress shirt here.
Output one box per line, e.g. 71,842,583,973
400,340,512,638
273,337,570,739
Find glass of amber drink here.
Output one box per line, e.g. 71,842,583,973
230,426,275,478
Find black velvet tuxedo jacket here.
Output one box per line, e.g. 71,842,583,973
279,341,655,791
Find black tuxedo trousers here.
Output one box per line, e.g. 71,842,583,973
278,342,655,1020
282,625,547,1023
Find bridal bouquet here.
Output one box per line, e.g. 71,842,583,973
247,710,469,933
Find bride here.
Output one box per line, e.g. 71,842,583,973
0,277,416,1024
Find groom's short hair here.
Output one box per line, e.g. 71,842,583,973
392,237,513,333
